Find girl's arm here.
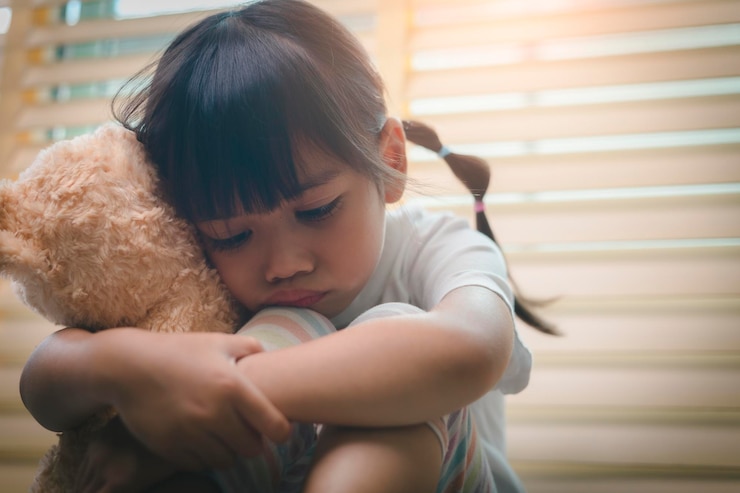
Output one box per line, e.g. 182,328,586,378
19,327,290,469
237,284,514,426
20,284,510,463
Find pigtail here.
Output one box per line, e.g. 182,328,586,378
402,119,558,335
474,204,559,335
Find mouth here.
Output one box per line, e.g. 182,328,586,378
263,290,327,309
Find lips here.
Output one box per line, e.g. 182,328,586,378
263,290,326,308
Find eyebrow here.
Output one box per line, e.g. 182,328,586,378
295,168,342,194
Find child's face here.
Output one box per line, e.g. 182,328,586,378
196,152,391,319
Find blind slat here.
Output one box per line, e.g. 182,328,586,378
421,196,740,244
0,415,57,460
412,145,740,193
0,465,40,493
27,0,377,47
0,369,25,412
23,53,152,87
16,97,112,128
408,47,740,98
509,367,740,408
525,310,740,353
5,146,44,178
308,0,378,16
0,320,56,365
27,11,204,47
410,97,740,143
411,0,740,49
508,246,740,298
412,145,740,194
507,422,740,466
519,478,740,493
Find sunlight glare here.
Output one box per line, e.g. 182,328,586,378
0,8,12,35
115,0,237,18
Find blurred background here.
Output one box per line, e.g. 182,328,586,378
1,1,739,492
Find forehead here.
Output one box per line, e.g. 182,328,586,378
290,139,350,188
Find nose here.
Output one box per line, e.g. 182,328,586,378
263,233,315,283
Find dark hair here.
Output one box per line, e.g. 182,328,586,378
114,0,395,221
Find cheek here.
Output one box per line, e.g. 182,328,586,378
333,204,385,274
207,252,249,294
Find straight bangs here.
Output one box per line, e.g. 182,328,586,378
151,17,313,221
116,2,390,222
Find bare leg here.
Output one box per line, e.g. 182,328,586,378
303,303,445,492
303,423,442,493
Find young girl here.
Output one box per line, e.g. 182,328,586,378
19,1,531,492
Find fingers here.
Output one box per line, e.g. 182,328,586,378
110,332,288,472
233,372,291,443
223,411,265,458
174,403,269,469
222,334,291,442
144,413,261,471
226,335,265,359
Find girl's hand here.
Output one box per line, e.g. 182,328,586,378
97,330,289,470
75,416,176,493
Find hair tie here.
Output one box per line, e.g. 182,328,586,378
474,200,486,213
437,145,452,158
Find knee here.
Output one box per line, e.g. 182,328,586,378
304,424,442,493
236,307,337,350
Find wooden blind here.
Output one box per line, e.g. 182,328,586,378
402,0,740,492
1,1,739,492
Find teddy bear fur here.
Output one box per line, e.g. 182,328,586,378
0,123,243,492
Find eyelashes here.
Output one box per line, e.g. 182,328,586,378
295,196,343,222
204,196,343,252
206,230,252,252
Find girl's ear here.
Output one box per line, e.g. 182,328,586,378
379,117,407,204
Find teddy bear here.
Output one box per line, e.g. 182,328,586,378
0,123,244,492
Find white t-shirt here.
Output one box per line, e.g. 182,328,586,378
331,205,531,492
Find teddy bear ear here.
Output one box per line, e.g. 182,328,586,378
0,231,45,281
0,186,45,280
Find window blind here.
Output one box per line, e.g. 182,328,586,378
1,1,739,492
402,1,740,492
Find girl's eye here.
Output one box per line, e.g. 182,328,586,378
206,230,252,252
296,197,342,222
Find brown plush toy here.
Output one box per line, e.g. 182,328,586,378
0,123,243,492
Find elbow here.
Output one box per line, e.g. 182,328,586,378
18,366,31,414
433,286,516,403
18,330,89,432
18,359,57,431
463,334,512,398
451,321,514,402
